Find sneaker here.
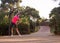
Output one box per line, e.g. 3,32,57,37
19,35,21,37
11,35,13,37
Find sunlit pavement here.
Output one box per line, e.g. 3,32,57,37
0,26,60,43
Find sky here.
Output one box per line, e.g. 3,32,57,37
0,0,1,4
20,0,59,19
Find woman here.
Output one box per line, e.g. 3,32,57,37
10,12,21,36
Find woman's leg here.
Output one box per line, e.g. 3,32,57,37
10,22,14,36
11,27,13,36
16,28,21,36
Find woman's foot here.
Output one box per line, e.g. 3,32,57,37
11,35,13,37
19,35,21,37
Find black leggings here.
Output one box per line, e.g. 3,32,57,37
10,22,17,28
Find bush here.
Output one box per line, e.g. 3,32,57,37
30,20,40,33
0,14,40,35
30,20,35,32
18,23,30,35
0,24,9,36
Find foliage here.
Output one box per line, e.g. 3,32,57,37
18,23,30,34
49,7,60,35
21,6,40,19
0,0,40,35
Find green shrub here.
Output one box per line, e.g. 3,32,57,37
0,24,9,36
18,23,30,35
0,14,39,35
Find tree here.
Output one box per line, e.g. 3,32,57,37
1,0,22,15
49,7,60,35
1,0,22,20
22,6,40,19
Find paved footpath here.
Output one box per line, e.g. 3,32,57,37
0,26,60,43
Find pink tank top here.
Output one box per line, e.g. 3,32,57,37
12,15,19,24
